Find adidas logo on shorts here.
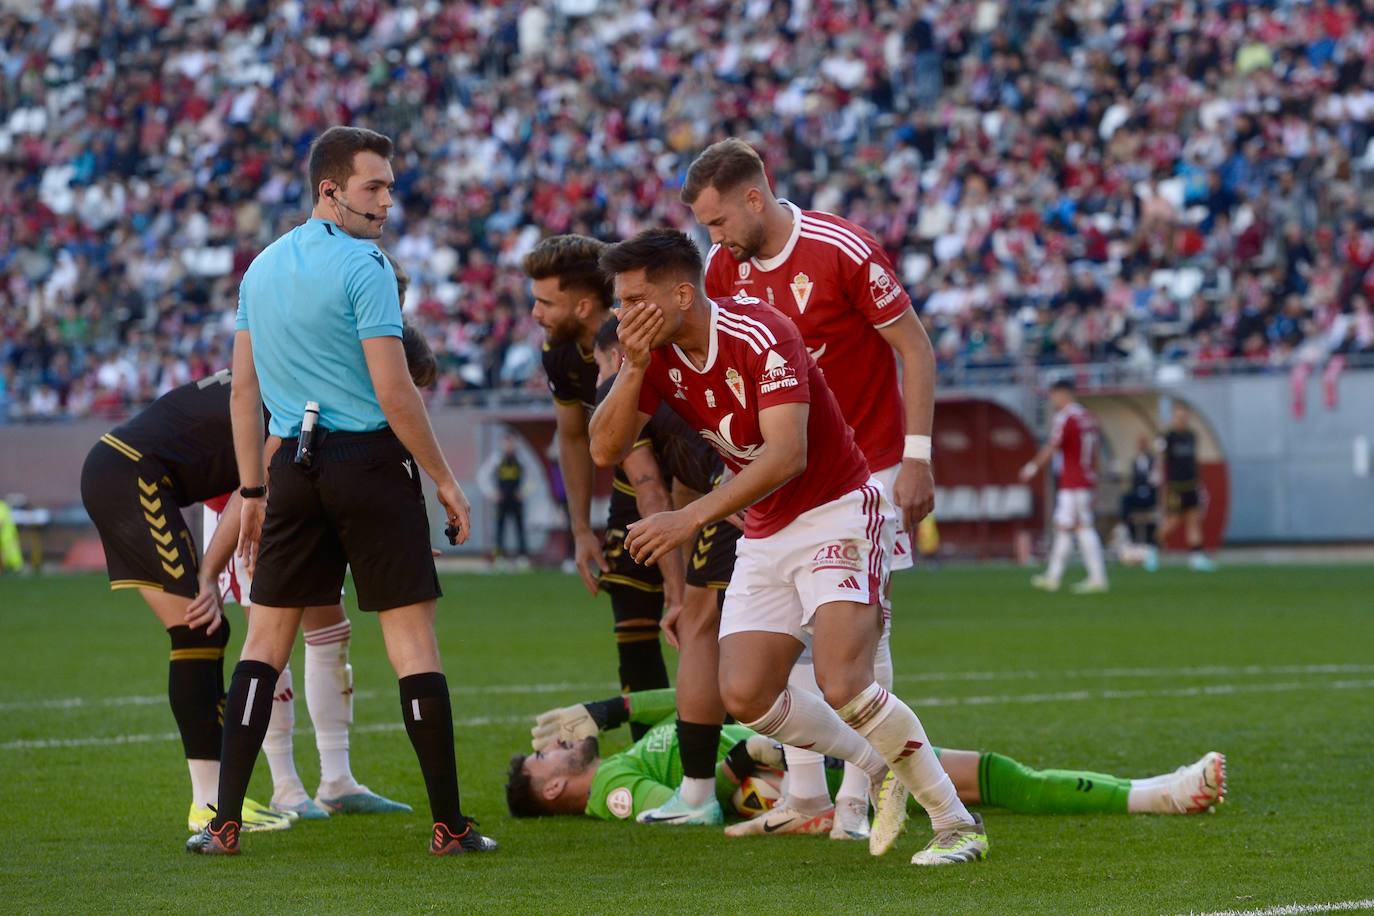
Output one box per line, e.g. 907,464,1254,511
838,576,861,590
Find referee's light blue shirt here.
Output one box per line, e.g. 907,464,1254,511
236,218,402,438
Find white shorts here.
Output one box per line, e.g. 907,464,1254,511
202,504,250,606
872,463,914,571
720,479,895,643
1054,489,1095,529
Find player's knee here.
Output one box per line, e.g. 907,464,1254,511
718,673,776,724
814,668,870,710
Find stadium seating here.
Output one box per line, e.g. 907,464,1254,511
3,0,1374,421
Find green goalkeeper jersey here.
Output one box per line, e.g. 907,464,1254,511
585,689,754,821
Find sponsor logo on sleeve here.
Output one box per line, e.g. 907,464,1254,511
607,787,634,819
758,349,798,394
868,262,902,309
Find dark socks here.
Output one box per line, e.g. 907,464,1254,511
615,627,669,741
166,620,229,760
678,719,724,780
399,672,464,830
212,658,278,826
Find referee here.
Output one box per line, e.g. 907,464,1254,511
188,126,495,857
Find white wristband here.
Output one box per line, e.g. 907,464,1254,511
903,434,932,462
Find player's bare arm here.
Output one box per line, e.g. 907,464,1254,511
362,335,471,544
587,302,658,468
554,399,607,595
622,445,686,611
877,309,937,531
625,402,808,566
229,329,267,576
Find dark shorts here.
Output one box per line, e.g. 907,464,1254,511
684,519,740,590
250,428,440,613
1166,483,1201,513
80,436,200,598
599,525,663,596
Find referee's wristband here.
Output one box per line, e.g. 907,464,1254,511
903,435,932,463
239,485,266,499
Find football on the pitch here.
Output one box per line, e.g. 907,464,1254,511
732,766,785,817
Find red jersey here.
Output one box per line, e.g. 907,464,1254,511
637,296,869,538
704,201,911,471
205,493,231,513
1051,402,1099,490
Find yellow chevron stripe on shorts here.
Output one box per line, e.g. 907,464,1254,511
110,578,163,591
99,434,143,461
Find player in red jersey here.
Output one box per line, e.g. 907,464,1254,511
1019,379,1110,593
589,229,987,865
684,138,938,837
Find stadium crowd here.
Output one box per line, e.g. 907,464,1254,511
4,0,1374,421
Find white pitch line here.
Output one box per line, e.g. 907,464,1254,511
1185,899,1374,916
4,677,1373,752
4,663,1371,715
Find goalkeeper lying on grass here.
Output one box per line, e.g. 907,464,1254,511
505,689,1226,826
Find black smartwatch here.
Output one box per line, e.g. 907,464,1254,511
239,485,266,499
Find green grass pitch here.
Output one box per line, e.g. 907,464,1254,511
1,565,1370,914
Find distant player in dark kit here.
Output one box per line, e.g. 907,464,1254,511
489,435,529,561
187,125,495,857
1147,402,1217,572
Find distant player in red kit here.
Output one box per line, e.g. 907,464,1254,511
1019,379,1110,593
685,138,938,838
589,229,987,866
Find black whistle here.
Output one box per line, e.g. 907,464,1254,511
294,401,321,468
444,524,459,545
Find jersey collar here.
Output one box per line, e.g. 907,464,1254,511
671,300,719,374
751,200,802,273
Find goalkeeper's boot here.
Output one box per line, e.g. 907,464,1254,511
1159,752,1227,814
188,798,292,833
186,818,240,855
830,795,871,841
430,818,498,856
1070,578,1109,594
723,800,833,837
1189,553,1218,572
869,770,910,856
911,812,989,866
637,788,724,827
1030,574,1060,592
317,783,413,815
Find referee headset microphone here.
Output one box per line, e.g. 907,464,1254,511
325,186,379,222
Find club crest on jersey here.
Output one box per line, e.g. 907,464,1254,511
725,368,747,407
669,367,687,399
700,413,762,462
790,272,814,313
759,350,798,394
705,389,716,408
869,262,901,309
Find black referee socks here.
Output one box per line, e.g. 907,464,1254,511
677,720,723,781
399,672,464,829
166,620,230,761
214,659,278,826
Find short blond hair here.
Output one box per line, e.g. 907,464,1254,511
681,138,768,205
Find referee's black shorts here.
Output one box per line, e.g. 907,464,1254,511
80,435,200,598
251,428,440,613
684,519,740,590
